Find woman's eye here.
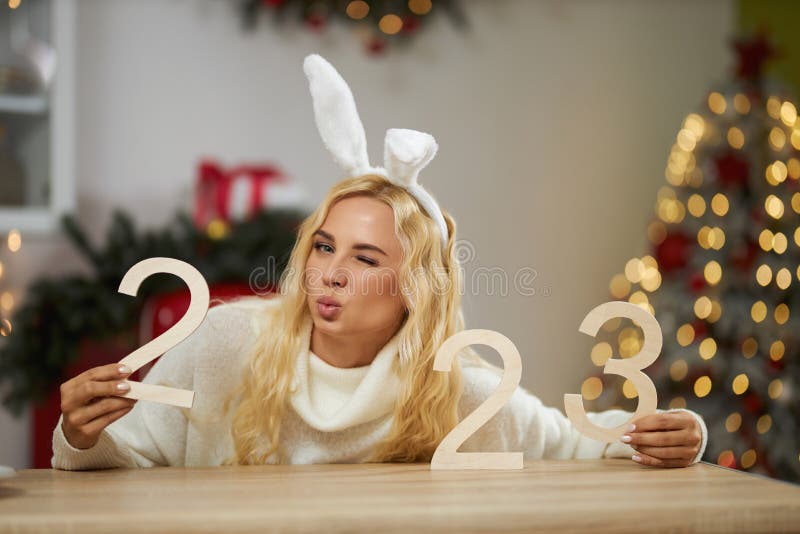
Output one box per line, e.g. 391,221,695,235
314,242,333,253
357,256,377,266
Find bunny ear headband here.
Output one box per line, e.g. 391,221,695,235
303,54,449,249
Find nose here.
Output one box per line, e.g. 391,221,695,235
322,259,348,289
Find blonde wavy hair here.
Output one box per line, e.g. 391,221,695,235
212,174,487,464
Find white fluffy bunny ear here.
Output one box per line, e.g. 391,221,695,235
383,128,438,187
303,54,374,177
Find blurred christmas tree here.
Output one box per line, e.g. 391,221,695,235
584,32,799,484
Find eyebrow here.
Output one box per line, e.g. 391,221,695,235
313,229,388,256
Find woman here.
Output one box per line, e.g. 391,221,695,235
52,55,707,470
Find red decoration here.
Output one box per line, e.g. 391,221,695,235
305,11,328,32
733,31,778,81
262,0,286,6
714,151,749,188
689,272,705,294
194,159,291,229
401,15,421,34
732,240,760,274
655,232,691,273
691,320,708,339
367,37,387,56
744,392,763,414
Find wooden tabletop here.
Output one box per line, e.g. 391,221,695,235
1,460,798,533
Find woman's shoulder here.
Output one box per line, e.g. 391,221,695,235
191,296,283,368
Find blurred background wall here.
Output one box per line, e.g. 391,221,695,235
0,0,752,468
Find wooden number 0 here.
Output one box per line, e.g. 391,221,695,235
431,329,524,470
564,301,661,442
114,257,210,409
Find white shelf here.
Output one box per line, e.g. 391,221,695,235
0,93,48,115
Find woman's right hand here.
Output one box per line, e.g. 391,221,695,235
59,363,138,450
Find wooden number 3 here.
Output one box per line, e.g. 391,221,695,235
430,301,661,470
564,301,661,442
114,257,210,409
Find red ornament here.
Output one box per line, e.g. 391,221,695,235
401,15,420,34
305,11,328,32
262,0,286,7
733,30,778,81
714,151,749,188
731,240,760,273
743,392,763,414
691,320,707,339
768,358,784,371
367,37,387,56
655,232,691,273
689,272,705,294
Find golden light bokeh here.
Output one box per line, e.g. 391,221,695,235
581,377,603,400
776,267,791,289
751,300,767,323
670,359,688,381
687,194,706,217
7,229,21,252
756,264,772,286
676,323,695,346
8,0,20,9
699,337,717,360
758,229,774,251
765,194,785,219
708,92,727,114
767,96,782,119
609,273,631,299
741,449,757,469
379,14,403,34
742,337,758,358
704,261,722,285
668,397,687,409
622,379,638,399
757,415,772,435
775,303,790,325
725,412,742,432
792,129,800,150
718,450,735,466
781,101,798,126
773,232,788,254
684,113,705,138
790,158,800,179
768,378,783,399
640,267,662,292
206,219,229,240
694,296,712,319
770,340,785,361
408,0,432,15
0,292,13,312
710,193,729,216
0,318,10,337
694,376,712,398
732,373,749,395
624,258,646,283
677,129,698,151
769,126,787,150
346,0,370,19
727,127,745,149
733,93,751,114
590,342,612,366
647,221,667,244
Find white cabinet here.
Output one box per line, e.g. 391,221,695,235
0,0,75,233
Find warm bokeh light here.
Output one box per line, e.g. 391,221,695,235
775,303,790,325
742,337,758,358
7,229,21,252
767,96,782,119
727,127,744,149
757,415,772,435
676,323,695,346
8,0,21,9
751,300,767,323
694,296,712,319
694,376,712,398
732,373,749,395
378,14,403,34
710,193,729,216
725,412,742,432
769,126,787,150
590,342,612,366
741,449,757,469
770,340,785,361
687,194,706,217
765,194,785,219
699,337,717,360
768,379,783,399
704,261,722,285
781,101,798,126
622,379,638,399
756,264,772,286
776,267,791,289
346,0,369,19
581,377,603,400
733,93,750,114
669,359,688,381
708,92,726,114
773,232,788,254
0,292,13,312
609,274,631,299
408,0,433,15
668,397,687,409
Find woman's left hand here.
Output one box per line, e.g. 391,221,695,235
620,411,702,468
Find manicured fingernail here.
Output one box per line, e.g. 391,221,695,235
116,381,130,391
620,435,632,443
627,424,636,432
118,365,132,374
632,455,641,462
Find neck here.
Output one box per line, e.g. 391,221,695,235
310,323,400,368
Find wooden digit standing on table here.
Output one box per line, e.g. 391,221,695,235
430,301,662,470
114,257,210,409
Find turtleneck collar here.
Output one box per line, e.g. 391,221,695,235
289,316,402,432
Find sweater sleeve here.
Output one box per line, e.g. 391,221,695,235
459,365,708,465
50,305,224,471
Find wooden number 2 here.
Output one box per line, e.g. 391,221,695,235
564,301,661,442
114,257,210,409
430,329,524,470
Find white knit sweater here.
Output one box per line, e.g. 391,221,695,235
51,298,708,470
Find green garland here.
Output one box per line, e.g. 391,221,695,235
0,208,303,416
